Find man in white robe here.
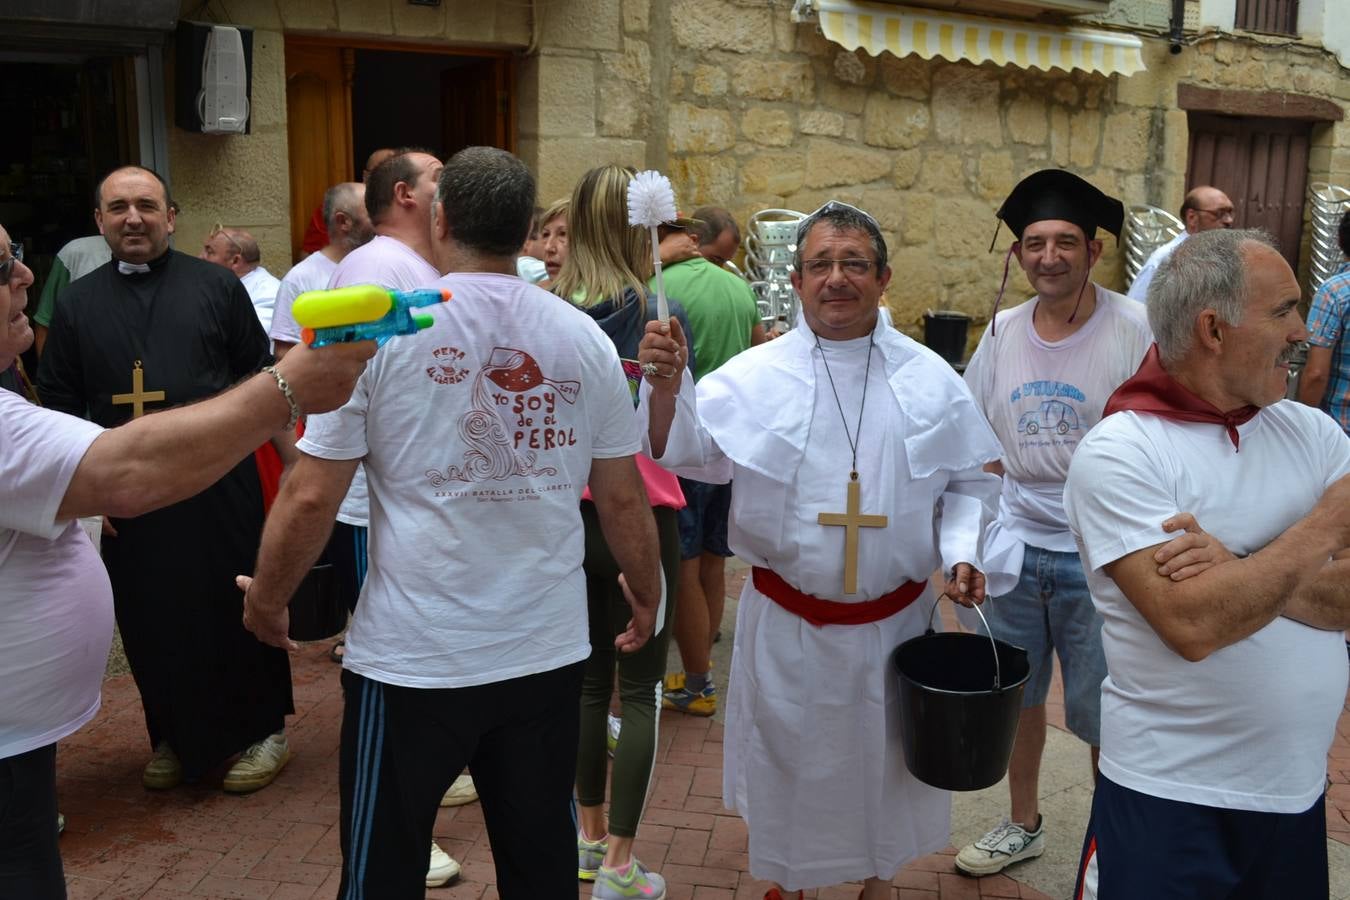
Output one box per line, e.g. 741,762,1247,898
637,201,1011,899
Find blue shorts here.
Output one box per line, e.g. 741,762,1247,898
1076,775,1327,899
676,478,732,561
978,546,1105,745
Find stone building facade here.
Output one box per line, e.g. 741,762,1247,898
162,0,1348,341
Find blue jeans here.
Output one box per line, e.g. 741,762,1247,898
979,546,1105,745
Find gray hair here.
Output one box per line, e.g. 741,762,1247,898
1148,228,1274,366
322,182,362,235
792,200,888,274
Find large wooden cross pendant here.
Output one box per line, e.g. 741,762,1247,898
111,359,165,419
817,475,888,595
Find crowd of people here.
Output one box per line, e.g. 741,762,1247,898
3,142,1348,900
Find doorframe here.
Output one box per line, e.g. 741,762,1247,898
284,35,518,153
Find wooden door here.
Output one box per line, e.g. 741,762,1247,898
1187,113,1311,270
441,56,514,157
284,41,353,263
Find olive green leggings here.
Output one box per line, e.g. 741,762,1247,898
575,502,681,838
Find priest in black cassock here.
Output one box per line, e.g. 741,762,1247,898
37,166,295,793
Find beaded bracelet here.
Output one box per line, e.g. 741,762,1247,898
262,365,300,432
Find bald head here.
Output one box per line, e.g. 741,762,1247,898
1181,186,1235,234
200,226,259,276
362,148,396,182
95,166,176,263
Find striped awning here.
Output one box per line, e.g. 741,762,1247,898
794,0,1147,77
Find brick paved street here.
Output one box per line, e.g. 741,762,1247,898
54,599,1350,899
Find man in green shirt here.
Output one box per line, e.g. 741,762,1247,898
653,214,764,716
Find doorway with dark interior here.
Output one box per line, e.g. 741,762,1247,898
284,38,513,264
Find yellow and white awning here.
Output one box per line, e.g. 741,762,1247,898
795,0,1146,77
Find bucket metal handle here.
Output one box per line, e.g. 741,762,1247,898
925,598,1003,691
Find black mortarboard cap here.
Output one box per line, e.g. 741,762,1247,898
996,169,1124,242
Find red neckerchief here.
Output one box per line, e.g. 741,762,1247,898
1103,344,1259,451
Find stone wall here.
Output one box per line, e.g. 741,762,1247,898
653,6,1349,340
166,0,530,271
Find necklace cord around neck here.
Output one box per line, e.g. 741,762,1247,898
814,330,875,478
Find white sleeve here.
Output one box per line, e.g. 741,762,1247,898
1064,421,1178,573
0,392,103,537
938,465,1012,594
1316,413,1350,486
1127,258,1157,302
962,323,994,418
269,275,303,345
587,345,642,459
297,366,372,461
636,374,732,482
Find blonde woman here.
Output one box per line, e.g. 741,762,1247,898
538,198,569,287
556,165,694,900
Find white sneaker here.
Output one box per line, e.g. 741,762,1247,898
440,773,478,807
955,816,1045,876
427,841,461,887
222,733,290,794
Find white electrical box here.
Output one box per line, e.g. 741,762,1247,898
197,25,250,134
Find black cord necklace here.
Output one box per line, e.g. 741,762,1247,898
813,330,887,595
814,330,875,480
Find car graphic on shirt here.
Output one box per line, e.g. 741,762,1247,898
1017,400,1080,436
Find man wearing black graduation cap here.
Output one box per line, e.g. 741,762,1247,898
956,170,1154,877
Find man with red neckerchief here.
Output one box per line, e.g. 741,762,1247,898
1064,227,1350,899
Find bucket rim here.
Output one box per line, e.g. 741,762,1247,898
892,632,1031,697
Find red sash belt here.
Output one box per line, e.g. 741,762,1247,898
751,567,926,627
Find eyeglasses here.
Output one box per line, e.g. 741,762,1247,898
0,241,23,281
800,257,876,277
1194,206,1235,220
209,224,243,255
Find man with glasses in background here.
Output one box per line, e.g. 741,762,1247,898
200,225,281,333
1127,185,1236,301
637,200,1006,900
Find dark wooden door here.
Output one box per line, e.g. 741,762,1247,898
284,40,354,264
440,56,514,157
1186,112,1311,270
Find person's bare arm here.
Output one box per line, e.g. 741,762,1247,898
1297,345,1332,408
587,454,662,652
272,339,297,361
1104,478,1350,661
241,454,359,649
57,341,373,520
750,322,767,347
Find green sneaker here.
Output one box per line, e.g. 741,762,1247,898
578,831,608,881
593,857,666,899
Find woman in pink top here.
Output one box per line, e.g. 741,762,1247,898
556,165,692,900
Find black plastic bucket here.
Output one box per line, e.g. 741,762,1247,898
922,310,971,366
287,563,348,641
892,601,1030,791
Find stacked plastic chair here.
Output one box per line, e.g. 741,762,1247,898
1122,204,1184,292
1309,183,1350,293
743,209,808,332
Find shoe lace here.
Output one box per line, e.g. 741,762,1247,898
975,818,1017,849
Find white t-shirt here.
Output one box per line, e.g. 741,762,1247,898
240,266,281,333
270,251,338,346
1126,231,1187,302
1065,403,1350,813
319,236,439,528
299,271,639,689
964,285,1152,551
516,255,547,283
0,390,111,759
